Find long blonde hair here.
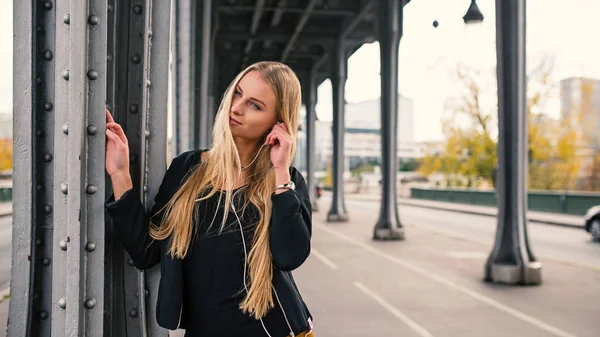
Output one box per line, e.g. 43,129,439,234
149,61,301,319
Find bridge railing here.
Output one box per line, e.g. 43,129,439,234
410,187,600,216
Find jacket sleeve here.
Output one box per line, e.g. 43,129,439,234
270,167,312,271
105,151,195,270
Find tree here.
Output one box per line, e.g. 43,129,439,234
0,138,12,171
419,56,582,190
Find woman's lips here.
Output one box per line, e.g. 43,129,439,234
229,117,242,125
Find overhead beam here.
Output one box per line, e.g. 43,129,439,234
219,5,357,17
340,0,375,39
270,0,287,26
218,31,333,45
264,0,288,49
281,0,319,62
242,0,266,63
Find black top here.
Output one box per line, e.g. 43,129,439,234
183,188,290,337
104,149,313,335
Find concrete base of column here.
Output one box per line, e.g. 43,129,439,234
373,227,405,241
327,211,348,222
484,261,542,285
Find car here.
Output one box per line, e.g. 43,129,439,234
584,205,600,241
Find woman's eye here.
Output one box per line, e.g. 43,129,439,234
234,90,242,97
251,102,260,110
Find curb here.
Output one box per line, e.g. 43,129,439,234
334,194,584,229
396,200,584,229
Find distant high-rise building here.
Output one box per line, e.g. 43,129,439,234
560,77,600,181
297,94,420,173
560,77,600,143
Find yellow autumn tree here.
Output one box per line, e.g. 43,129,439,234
419,56,581,190
0,138,12,171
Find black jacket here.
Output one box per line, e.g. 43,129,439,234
105,149,313,335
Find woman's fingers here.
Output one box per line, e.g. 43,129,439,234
106,109,115,124
107,122,128,145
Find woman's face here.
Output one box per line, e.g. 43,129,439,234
229,70,277,142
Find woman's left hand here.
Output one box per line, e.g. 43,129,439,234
265,122,293,170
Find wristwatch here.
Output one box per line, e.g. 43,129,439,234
276,181,295,191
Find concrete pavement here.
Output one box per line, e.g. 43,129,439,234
0,203,10,219
291,203,599,337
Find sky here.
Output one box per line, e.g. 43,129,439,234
1,0,599,142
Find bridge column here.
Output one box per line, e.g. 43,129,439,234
10,0,108,335
327,41,349,222
193,0,212,149
206,10,219,148
106,0,172,336
174,0,194,153
373,0,405,240
485,0,541,285
303,69,319,211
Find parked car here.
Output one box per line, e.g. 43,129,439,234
584,205,600,241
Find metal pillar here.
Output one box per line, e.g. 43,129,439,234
106,1,171,336
485,0,541,285
10,0,107,336
206,9,219,149
174,0,194,153
373,0,404,240
303,69,319,211
139,0,171,335
327,41,349,222
193,0,212,149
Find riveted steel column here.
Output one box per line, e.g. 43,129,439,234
193,0,212,149
174,0,194,153
206,24,218,148
104,1,122,334
10,0,108,335
485,0,541,285
373,0,404,241
106,1,153,336
327,41,349,222
79,0,107,335
106,2,129,336
52,0,69,335
139,0,171,335
304,69,319,211
10,1,48,335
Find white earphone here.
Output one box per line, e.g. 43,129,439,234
231,202,295,337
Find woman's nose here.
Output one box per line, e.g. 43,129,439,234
231,101,243,115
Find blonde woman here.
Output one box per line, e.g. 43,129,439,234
105,61,314,337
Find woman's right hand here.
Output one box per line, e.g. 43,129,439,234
105,109,130,178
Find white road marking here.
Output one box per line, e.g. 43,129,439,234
315,223,578,337
354,281,435,337
310,248,339,270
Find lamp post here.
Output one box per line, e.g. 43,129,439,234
463,0,484,24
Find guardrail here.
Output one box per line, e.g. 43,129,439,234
0,188,10,202
410,188,600,216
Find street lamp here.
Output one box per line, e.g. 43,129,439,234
463,0,484,24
